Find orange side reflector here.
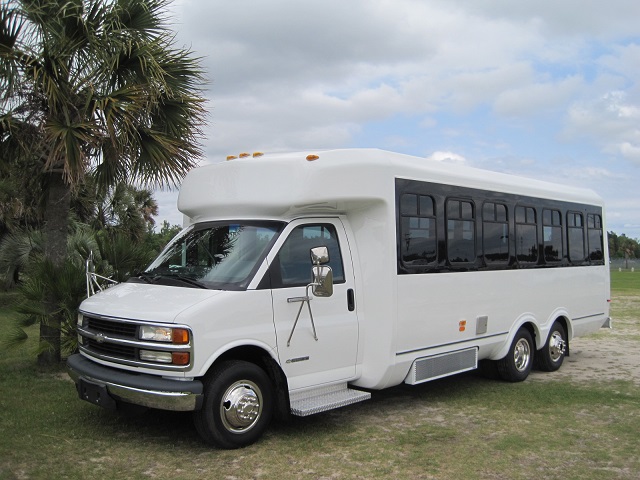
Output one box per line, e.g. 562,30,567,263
172,352,190,366
306,154,319,161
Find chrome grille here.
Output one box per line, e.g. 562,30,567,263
86,317,137,337
77,312,192,371
85,339,136,360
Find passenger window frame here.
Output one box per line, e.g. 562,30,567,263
400,193,438,267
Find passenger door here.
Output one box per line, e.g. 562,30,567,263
267,219,359,390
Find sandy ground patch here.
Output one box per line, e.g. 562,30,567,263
530,335,640,385
531,296,640,385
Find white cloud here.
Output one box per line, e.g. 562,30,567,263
598,43,640,81
172,1,551,130
618,142,640,161
426,151,467,165
564,91,640,165
152,0,640,240
452,0,640,39
493,75,584,117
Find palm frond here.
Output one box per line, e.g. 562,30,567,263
0,1,26,100
0,326,29,350
96,226,155,279
132,126,196,187
0,227,42,278
111,0,170,39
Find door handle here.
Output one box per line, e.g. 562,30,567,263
347,288,355,312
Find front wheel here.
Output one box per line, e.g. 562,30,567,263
497,327,534,382
194,360,274,449
536,322,567,372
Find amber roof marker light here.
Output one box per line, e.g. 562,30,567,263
306,154,320,161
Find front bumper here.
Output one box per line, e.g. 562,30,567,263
67,354,203,411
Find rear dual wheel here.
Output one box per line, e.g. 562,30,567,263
536,322,567,372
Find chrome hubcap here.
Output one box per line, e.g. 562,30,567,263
514,338,531,372
220,380,263,433
548,331,566,362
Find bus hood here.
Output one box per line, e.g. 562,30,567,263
79,282,224,323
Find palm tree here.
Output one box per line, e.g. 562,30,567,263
0,0,207,364
76,178,159,242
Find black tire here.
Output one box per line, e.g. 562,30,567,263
497,327,534,382
536,322,567,372
477,359,500,380
194,360,273,449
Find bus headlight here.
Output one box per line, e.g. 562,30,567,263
139,326,189,344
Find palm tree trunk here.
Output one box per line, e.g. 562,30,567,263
38,172,71,366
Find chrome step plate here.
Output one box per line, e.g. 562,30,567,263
290,383,371,417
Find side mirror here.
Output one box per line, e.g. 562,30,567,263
309,246,333,297
312,265,333,297
310,246,329,265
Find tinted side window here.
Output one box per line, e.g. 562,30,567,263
567,212,585,263
400,194,437,266
543,209,563,262
483,202,509,264
447,199,475,263
515,206,538,264
274,224,345,288
587,214,604,263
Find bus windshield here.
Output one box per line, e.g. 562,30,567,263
144,221,284,290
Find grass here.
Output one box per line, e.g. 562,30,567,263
1,271,639,479
610,269,640,295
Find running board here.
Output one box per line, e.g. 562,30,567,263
290,383,371,417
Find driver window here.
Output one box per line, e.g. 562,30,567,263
273,224,345,288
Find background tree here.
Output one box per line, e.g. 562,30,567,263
608,231,640,268
74,178,159,243
0,0,206,365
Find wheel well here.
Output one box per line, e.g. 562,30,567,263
517,321,540,356
528,316,570,355
216,345,272,370
520,322,536,343
210,346,291,422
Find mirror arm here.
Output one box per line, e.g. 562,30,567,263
286,283,319,347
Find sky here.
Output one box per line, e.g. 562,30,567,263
155,0,640,239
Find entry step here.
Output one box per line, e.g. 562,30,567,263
290,383,371,417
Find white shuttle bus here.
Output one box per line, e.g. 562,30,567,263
68,149,610,448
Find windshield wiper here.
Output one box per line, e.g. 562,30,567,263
153,274,208,289
136,272,157,283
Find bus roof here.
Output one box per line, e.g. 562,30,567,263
178,148,604,222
